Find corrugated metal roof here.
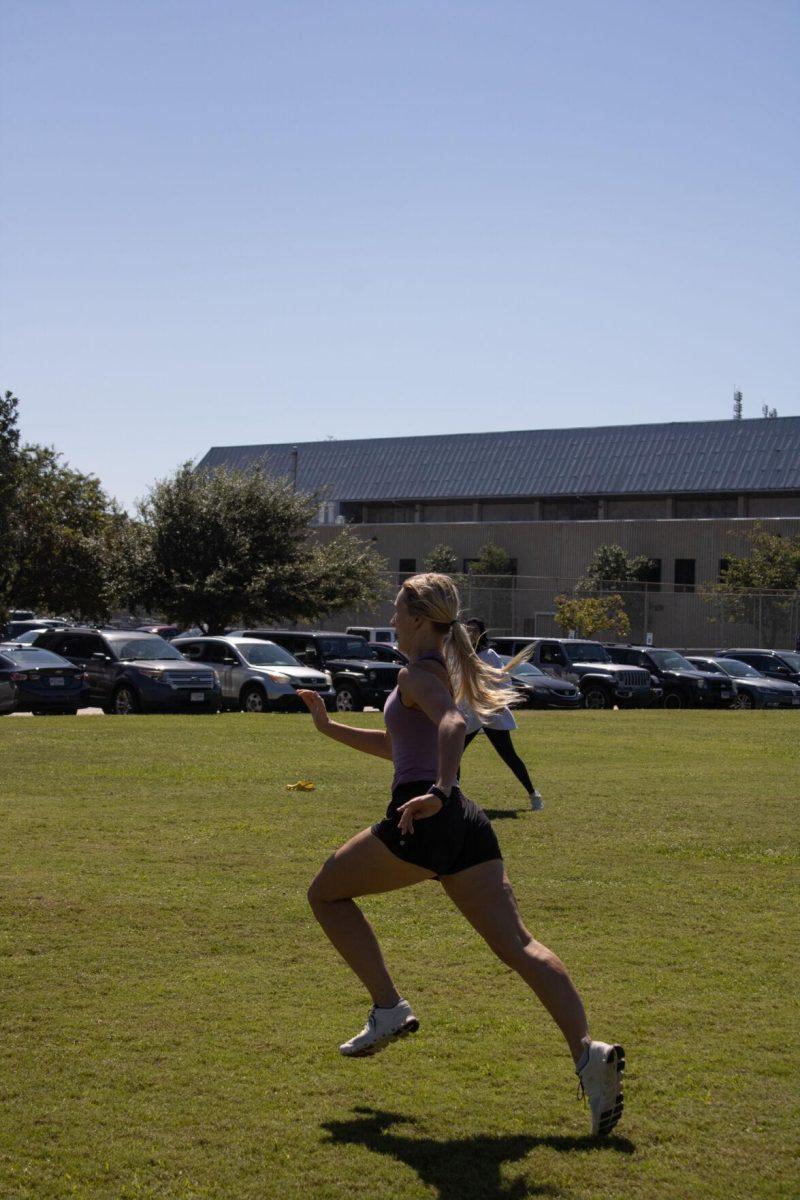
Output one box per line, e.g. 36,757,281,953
196,417,800,501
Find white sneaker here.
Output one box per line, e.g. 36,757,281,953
529,789,544,811
339,999,419,1058
576,1040,625,1136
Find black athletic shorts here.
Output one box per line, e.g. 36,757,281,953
371,780,502,877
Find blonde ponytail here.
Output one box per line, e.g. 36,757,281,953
401,573,519,719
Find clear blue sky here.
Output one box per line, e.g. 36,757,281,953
1,0,798,510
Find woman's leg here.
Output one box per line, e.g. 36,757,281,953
483,728,535,794
308,828,435,1005
441,858,589,1062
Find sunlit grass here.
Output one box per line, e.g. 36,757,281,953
1,710,798,1199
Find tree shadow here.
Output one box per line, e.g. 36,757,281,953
321,1106,634,1200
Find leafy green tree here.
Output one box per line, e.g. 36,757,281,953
423,544,459,575
577,544,655,593
468,542,514,580
554,593,631,640
464,542,515,629
121,463,387,634
9,444,125,621
0,391,22,618
703,525,800,644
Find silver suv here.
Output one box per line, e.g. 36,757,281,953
173,636,335,713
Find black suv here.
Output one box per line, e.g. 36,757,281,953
720,648,800,687
492,637,658,709
604,645,737,709
34,628,221,714
238,630,401,712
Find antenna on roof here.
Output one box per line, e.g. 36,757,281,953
761,404,778,419
733,389,743,420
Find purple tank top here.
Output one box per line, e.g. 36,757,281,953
383,652,444,788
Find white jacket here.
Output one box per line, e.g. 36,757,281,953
460,647,517,734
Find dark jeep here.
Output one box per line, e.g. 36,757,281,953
605,645,737,709
237,630,401,712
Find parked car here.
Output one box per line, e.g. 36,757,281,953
0,654,19,714
173,636,335,713
2,617,67,640
492,637,657,709
136,624,185,640
498,655,583,709
33,627,221,714
720,648,800,687
604,645,737,709
0,644,90,714
235,630,402,712
686,655,800,709
369,642,408,664
346,625,398,645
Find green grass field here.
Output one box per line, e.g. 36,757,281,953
2,710,798,1200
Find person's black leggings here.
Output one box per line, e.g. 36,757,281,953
463,728,534,794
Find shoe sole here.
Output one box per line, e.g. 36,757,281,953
340,1017,420,1058
594,1044,625,1137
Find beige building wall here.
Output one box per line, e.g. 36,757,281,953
313,516,800,647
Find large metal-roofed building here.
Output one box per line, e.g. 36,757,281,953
198,416,800,644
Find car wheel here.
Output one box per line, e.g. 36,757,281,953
240,684,268,713
582,686,610,710
737,692,756,710
111,685,140,715
335,684,363,712
663,691,684,709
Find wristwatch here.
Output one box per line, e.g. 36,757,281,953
429,784,451,804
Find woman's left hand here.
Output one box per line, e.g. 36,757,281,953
396,793,443,835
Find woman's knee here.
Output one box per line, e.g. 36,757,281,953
307,864,344,907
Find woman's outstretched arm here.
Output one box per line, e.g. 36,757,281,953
297,689,393,760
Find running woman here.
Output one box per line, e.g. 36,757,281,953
461,617,544,811
297,573,624,1138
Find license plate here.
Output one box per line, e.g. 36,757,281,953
190,692,204,702
49,677,65,687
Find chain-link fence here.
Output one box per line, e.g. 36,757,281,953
336,575,800,651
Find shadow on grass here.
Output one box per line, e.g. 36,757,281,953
481,809,523,820
322,1106,634,1199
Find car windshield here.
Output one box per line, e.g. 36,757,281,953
718,658,764,679
109,636,184,662
238,641,300,666
778,652,800,671
4,648,69,668
16,629,49,644
563,642,611,663
649,650,695,671
502,658,545,678
320,638,371,659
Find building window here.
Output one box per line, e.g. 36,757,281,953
673,496,738,518
541,498,599,521
674,558,696,593
398,558,416,582
638,558,662,591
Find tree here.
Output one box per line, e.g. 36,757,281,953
0,391,21,617
467,542,514,580
9,444,125,621
577,544,655,593
121,463,388,634
464,542,515,629
554,593,631,640
703,525,800,644
423,544,459,575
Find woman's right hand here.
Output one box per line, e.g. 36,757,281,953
297,689,331,732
